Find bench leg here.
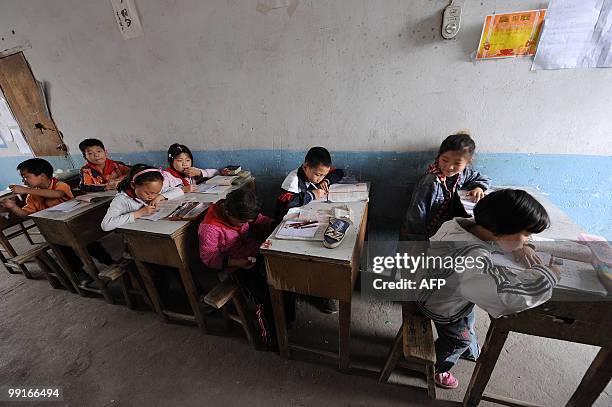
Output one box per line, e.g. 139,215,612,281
379,325,403,383
20,223,35,245
120,273,135,310
40,252,76,292
0,233,33,278
34,256,62,289
232,290,257,348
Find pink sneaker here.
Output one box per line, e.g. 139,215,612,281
435,371,459,389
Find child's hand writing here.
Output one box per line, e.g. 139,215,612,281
9,185,28,195
319,179,330,192
513,245,541,267
312,188,327,200
467,187,485,202
183,167,202,177
150,194,166,207
183,184,198,193
134,205,157,219
548,255,562,281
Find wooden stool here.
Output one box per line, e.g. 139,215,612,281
379,303,437,399
7,243,74,291
204,278,257,348
98,258,149,309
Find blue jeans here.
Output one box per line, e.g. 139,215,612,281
434,309,480,373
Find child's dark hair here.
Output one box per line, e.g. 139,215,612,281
474,189,550,235
78,138,105,154
224,188,261,222
437,131,475,158
117,164,163,192
17,158,53,178
167,143,193,165
304,146,332,167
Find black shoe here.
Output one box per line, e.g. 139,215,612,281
309,297,338,314
76,270,94,284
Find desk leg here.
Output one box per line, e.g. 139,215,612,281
339,299,351,371
48,243,82,295
177,264,207,333
269,286,289,359
133,259,167,322
463,319,509,407
566,348,612,407
74,245,114,304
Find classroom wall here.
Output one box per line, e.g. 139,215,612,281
1,0,611,237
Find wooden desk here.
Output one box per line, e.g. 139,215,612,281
261,201,369,370
29,193,115,301
462,187,612,407
117,182,253,332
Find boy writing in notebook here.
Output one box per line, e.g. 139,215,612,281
78,138,130,192
275,146,344,220
1,158,73,217
1,158,113,280
274,146,345,314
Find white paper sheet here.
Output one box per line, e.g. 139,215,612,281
533,0,612,69
46,200,87,212
196,183,232,194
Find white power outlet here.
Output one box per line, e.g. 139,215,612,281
442,3,463,39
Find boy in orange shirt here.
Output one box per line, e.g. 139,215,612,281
78,138,130,192
2,158,113,282
2,158,73,217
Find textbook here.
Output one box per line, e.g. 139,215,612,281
75,191,116,203
327,183,369,202
205,175,239,186
167,201,209,221
275,220,325,241
221,165,241,175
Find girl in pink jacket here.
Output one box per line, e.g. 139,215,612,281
198,187,281,347
199,188,273,271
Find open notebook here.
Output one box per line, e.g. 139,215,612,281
491,251,608,296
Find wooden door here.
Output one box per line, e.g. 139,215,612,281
0,52,66,156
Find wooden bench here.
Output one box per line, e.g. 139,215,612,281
7,242,74,291
204,278,257,348
379,302,436,399
98,258,149,310
1,219,38,278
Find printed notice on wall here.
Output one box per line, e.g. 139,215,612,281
476,9,547,60
110,0,143,40
533,0,612,70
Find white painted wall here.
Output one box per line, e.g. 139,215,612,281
0,0,610,156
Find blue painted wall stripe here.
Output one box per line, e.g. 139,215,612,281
1,151,610,239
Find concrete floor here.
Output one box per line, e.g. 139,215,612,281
1,230,610,407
